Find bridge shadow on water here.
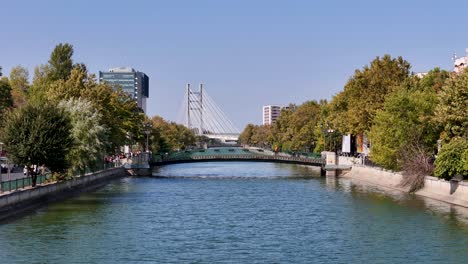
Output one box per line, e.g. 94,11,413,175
150,161,322,180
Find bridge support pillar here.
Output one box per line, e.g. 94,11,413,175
323,151,337,177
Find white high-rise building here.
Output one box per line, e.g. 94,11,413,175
263,105,281,125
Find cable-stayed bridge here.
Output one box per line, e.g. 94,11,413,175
178,84,240,144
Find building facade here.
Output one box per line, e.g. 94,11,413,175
263,105,281,125
454,56,467,74
99,67,149,113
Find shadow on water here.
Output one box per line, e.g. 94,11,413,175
0,177,134,225
151,161,322,179
328,176,468,230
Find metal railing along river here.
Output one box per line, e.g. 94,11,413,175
0,161,122,193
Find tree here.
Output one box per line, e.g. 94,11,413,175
0,77,13,114
9,65,29,107
58,98,107,177
369,80,441,170
44,66,145,153
0,103,73,186
48,43,74,81
28,64,52,103
270,107,294,150
239,124,255,146
289,101,321,151
268,101,322,152
150,116,196,152
329,55,411,135
417,67,450,93
9,65,29,92
250,125,272,148
435,69,468,142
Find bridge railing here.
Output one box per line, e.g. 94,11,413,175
152,153,324,165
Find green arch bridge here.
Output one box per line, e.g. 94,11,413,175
149,147,325,167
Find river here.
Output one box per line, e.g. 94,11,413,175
1,162,467,263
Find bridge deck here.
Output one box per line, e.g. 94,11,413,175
150,148,324,167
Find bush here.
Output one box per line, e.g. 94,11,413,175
399,145,434,193
434,138,468,180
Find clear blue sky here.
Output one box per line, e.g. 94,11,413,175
1,0,468,129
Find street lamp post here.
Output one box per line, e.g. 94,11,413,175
144,123,151,153
327,129,334,152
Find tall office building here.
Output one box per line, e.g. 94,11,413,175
263,105,281,125
99,67,149,113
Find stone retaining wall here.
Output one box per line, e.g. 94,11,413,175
0,167,127,221
346,165,468,207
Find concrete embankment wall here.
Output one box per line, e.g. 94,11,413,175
0,167,127,221
346,165,468,207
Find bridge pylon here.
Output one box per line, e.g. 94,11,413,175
181,84,240,143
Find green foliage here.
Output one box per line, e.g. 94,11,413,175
369,82,441,170
0,77,13,113
435,69,468,142
151,116,196,152
240,101,324,152
270,101,322,152
329,55,411,134
417,67,450,93
9,65,29,92
434,137,468,180
29,64,52,103
44,66,145,153
313,100,342,153
48,43,74,81
58,98,107,176
0,103,74,174
239,124,271,148
239,124,256,146
9,65,29,107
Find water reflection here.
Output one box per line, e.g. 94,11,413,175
1,162,467,263
152,161,321,179
343,177,468,229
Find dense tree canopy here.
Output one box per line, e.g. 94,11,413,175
369,70,448,170
150,116,196,152
329,55,411,134
58,98,107,177
369,88,440,170
48,43,74,81
0,43,151,180
0,77,13,113
44,65,145,153
239,124,271,148
0,103,73,184
240,101,324,152
435,69,468,141
9,65,29,107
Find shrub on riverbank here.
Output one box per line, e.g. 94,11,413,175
434,137,468,180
